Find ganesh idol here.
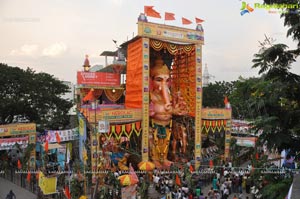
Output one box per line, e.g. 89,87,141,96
149,56,188,168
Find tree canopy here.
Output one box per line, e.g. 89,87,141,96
202,81,234,108
0,63,73,131
250,0,300,152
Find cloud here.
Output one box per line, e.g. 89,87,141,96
42,42,67,57
10,44,39,56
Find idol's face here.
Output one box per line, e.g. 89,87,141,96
152,74,170,90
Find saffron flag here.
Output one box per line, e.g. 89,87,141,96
83,88,95,102
195,17,205,24
189,165,195,173
175,174,181,186
27,171,31,182
255,152,259,160
64,186,71,199
224,96,229,105
17,159,22,169
224,96,231,108
144,6,161,18
182,17,192,25
55,132,61,144
45,141,49,153
165,12,175,20
209,159,214,168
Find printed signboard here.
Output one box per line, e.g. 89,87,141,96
77,71,120,86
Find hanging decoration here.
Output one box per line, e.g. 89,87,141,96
150,39,194,55
0,136,28,151
46,128,79,143
81,88,103,101
171,50,196,116
104,89,124,102
202,119,228,133
105,121,142,140
83,89,96,102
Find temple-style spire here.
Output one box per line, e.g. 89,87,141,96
83,55,90,72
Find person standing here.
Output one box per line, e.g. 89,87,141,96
223,186,229,199
246,176,251,194
6,190,16,199
212,175,218,190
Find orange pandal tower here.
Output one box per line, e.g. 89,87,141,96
125,37,151,162
125,38,143,109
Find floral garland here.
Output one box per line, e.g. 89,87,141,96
150,39,194,55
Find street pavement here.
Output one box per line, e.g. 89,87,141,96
0,177,36,199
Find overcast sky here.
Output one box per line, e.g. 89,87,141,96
1,0,299,84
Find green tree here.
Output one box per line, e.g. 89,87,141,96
202,81,234,108
251,34,300,152
230,77,261,119
0,63,73,131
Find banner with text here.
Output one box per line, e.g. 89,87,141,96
77,71,120,86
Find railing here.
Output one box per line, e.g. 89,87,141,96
1,168,39,195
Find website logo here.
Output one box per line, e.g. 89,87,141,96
240,1,254,16
240,1,300,15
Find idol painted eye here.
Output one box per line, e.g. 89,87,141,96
154,77,163,82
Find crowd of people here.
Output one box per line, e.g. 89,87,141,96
148,162,254,199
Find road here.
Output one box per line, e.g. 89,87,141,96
0,177,36,199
